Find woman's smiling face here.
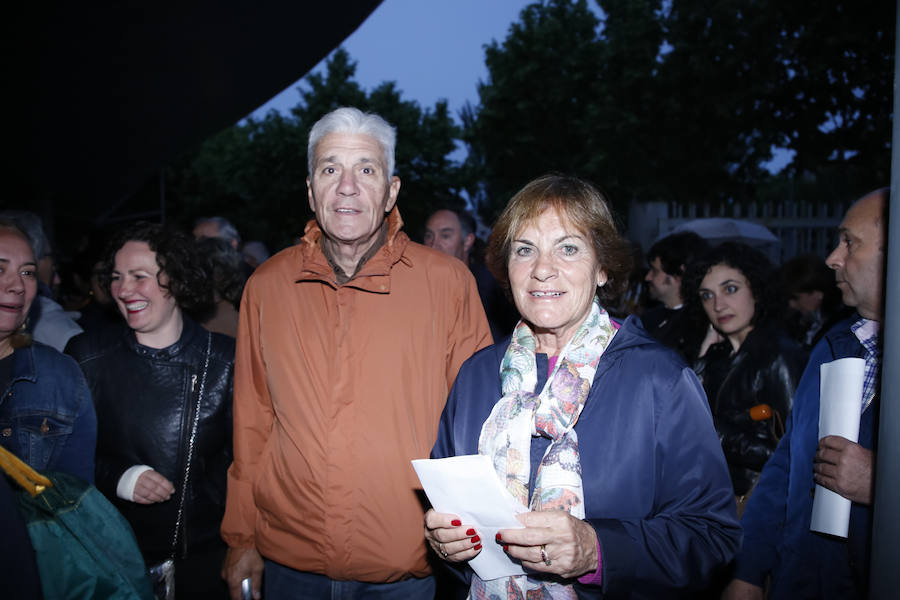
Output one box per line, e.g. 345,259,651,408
110,241,181,344
0,228,38,345
507,208,604,353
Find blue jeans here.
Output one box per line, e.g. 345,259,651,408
263,560,436,600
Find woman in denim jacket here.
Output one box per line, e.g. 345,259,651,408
0,219,97,482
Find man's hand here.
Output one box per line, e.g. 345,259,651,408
221,547,264,600
721,578,764,600
132,470,174,504
814,435,874,505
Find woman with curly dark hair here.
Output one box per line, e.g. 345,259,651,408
681,242,805,505
67,222,234,599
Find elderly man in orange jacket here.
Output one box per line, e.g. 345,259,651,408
221,107,492,600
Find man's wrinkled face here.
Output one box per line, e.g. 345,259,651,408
424,210,473,262
307,132,400,249
826,192,886,320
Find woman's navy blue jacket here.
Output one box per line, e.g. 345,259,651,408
432,316,741,599
0,342,97,483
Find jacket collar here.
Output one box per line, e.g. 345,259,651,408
491,314,656,369
486,315,666,396
123,315,202,360
295,206,410,293
598,315,656,355
8,344,37,385
824,314,867,358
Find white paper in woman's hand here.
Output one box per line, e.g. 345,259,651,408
413,455,527,579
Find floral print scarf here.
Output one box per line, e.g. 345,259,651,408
471,297,616,599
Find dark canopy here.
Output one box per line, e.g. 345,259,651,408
6,1,381,227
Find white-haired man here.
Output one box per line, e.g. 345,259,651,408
221,107,491,599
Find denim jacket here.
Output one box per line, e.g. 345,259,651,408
0,342,97,482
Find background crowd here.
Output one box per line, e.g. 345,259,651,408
0,105,887,600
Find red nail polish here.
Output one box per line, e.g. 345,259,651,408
451,519,461,526
466,528,476,536
495,533,502,542
503,544,509,552
473,544,482,551
471,535,481,543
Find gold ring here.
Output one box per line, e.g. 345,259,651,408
540,544,551,566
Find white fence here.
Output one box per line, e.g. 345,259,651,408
628,199,849,263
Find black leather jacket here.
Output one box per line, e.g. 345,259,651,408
67,317,234,563
695,324,806,495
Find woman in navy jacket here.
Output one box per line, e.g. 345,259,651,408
424,176,739,599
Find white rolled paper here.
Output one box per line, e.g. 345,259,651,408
809,357,865,538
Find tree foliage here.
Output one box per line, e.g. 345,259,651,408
657,0,894,205
463,0,894,224
160,48,464,251
153,1,893,248
462,0,607,223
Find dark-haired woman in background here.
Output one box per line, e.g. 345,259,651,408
682,242,805,502
67,222,234,599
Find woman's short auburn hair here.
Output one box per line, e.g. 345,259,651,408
485,174,633,303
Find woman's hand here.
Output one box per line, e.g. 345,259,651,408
424,509,483,563
698,323,725,358
498,511,598,579
133,469,175,504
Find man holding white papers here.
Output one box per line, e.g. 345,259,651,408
725,189,888,600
